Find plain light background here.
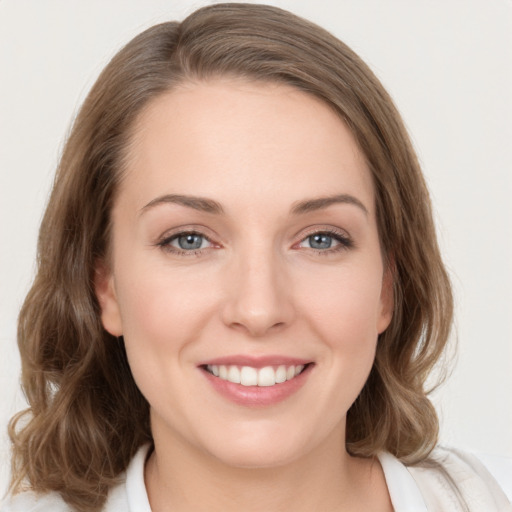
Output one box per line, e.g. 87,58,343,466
1,0,511,496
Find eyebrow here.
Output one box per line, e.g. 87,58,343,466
139,193,368,217
140,194,224,215
291,194,368,216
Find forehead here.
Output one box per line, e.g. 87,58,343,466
121,79,374,215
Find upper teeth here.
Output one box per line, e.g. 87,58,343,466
206,364,305,387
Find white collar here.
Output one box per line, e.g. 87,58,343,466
377,451,428,511
125,444,152,512
124,445,428,512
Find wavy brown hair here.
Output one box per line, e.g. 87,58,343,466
9,3,453,511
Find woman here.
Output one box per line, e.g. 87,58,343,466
3,3,511,511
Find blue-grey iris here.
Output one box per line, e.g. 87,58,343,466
309,234,332,249
178,234,203,250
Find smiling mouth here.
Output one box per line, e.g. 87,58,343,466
203,364,310,387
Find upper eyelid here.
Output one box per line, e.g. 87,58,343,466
294,227,354,251
166,231,212,242
162,229,211,240
295,225,351,240
159,231,215,249
156,225,216,241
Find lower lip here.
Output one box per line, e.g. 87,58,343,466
201,365,313,407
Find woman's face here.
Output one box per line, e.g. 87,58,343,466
97,80,393,468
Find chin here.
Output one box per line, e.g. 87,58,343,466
197,422,315,470
212,443,301,470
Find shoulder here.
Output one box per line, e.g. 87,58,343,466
1,481,130,512
0,446,149,512
476,451,512,500
0,491,70,512
1,482,129,512
407,446,512,510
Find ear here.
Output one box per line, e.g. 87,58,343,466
94,261,123,336
377,258,394,334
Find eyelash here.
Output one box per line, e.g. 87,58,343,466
156,230,216,257
298,229,353,255
155,228,353,257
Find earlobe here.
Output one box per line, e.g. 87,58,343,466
94,261,123,336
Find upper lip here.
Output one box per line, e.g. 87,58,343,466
198,354,312,368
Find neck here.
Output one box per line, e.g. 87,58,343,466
145,424,389,512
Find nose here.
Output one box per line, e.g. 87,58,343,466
220,245,295,337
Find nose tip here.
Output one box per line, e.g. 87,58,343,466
220,256,294,337
229,309,287,338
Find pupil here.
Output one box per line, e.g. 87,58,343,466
178,234,202,250
310,234,332,249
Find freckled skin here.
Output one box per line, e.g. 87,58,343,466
96,80,394,511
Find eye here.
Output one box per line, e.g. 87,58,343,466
171,233,210,251
297,230,352,252
303,233,336,250
157,231,215,254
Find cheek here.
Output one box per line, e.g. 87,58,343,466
295,259,384,399
112,266,218,407
113,259,223,356
297,261,385,344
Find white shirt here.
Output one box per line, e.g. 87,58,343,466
2,445,511,511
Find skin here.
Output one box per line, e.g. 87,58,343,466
96,80,394,511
